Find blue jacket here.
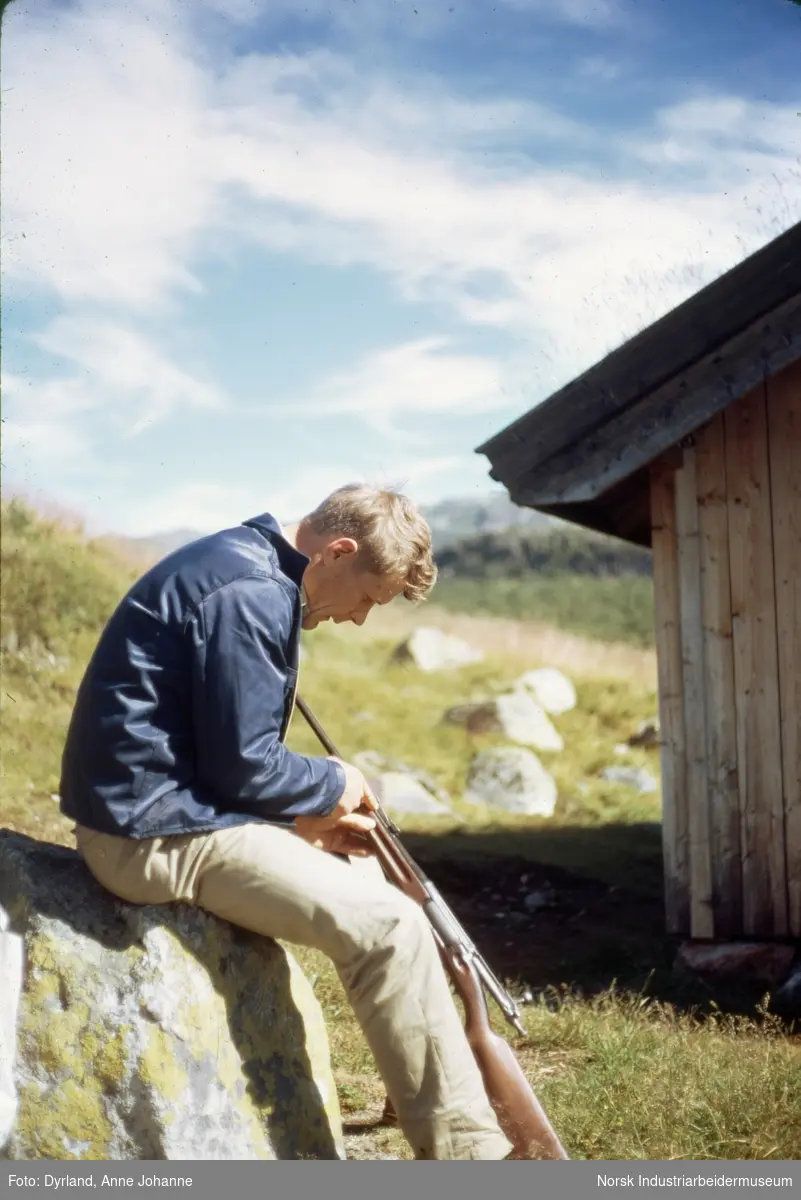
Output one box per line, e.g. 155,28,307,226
59,513,346,838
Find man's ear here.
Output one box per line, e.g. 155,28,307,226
327,536,359,561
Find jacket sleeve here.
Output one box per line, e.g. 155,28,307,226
187,573,346,822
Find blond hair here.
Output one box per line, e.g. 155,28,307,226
303,483,437,602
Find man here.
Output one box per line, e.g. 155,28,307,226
60,484,513,1161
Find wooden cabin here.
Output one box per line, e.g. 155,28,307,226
477,220,801,943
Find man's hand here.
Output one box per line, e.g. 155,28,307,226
320,757,379,825
294,810,376,857
293,758,379,855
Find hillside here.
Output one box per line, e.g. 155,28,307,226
436,525,652,578
1,500,798,1163
433,524,655,647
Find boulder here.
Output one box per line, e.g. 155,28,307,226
0,830,345,1161
773,963,801,1017
0,908,23,1152
372,773,452,816
599,765,658,794
627,718,660,748
444,692,563,752
675,941,796,986
353,751,453,815
392,627,484,672
515,669,576,715
464,748,558,817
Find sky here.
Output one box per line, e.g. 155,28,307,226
2,0,800,537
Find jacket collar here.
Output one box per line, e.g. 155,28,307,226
242,512,309,588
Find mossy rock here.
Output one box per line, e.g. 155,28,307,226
0,829,345,1160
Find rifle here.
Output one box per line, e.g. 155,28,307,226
297,694,570,1161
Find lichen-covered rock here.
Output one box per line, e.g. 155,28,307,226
0,830,345,1161
0,906,23,1152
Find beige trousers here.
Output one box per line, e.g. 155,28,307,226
74,821,513,1161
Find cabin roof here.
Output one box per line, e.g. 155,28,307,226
476,220,801,546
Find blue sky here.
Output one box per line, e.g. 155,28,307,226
3,0,800,537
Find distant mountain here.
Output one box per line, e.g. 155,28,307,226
125,528,207,558
103,493,551,566
97,528,207,567
421,493,553,549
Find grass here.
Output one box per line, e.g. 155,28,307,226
434,574,656,649
296,955,801,1160
1,500,799,1161
286,618,663,830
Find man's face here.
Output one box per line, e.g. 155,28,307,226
301,537,405,629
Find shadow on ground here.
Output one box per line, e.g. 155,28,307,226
398,821,800,1025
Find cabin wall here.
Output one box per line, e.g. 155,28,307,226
650,358,800,939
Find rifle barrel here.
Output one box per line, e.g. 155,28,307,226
296,695,526,1035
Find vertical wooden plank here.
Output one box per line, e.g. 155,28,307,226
695,414,742,937
650,460,690,936
766,360,801,938
675,448,715,938
725,383,788,937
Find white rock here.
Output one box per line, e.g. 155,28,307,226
464,748,558,817
393,626,484,672
0,906,23,1152
353,752,453,815
494,693,563,751
515,668,577,715
523,890,555,913
373,772,452,816
444,691,564,752
600,766,658,794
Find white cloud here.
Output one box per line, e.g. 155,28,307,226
1,376,92,465
186,53,801,390
2,315,229,491
284,338,506,432
1,372,97,469
3,3,219,309
106,455,474,536
4,0,801,528
576,55,623,81
496,0,624,27
194,0,264,23
30,316,227,436
8,0,798,361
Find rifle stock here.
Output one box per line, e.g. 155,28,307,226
296,695,570,1161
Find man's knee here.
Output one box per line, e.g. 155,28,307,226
373,884,434,945
343,890,436,988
